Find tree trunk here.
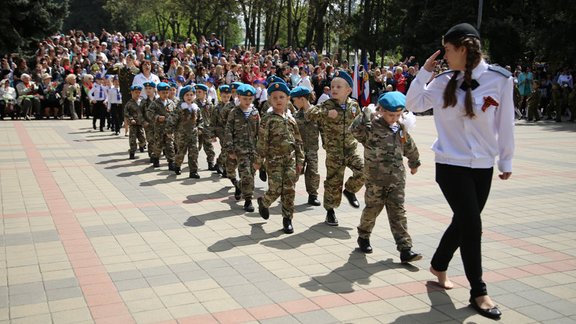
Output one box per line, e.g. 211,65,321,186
305,0,316,47
313,0,328,52
256,5,261,51
287,0,292,47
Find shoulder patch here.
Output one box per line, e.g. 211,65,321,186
488,65,512,78
434,70,455,79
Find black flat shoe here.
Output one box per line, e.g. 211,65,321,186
400,250,422,263
257,197,269,220
307,195,321,206
357,237,373,253
282,218,294,234
325,209,338,226
343,189,360,208
469,297,502,319
244,199,254,212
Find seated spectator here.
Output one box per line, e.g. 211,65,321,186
16,74,42,119
0,79,18,119
39,73,61,119
63,74,81,119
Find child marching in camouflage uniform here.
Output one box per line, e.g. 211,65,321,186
146,82,177,169
168,85,202,178
255,82,304,234
124,85,147,159
222,82,244,199
350,91,422,263
305,70,365,226
211,85,232,175
194,84,217,170
291,86,321,206
141,81,157,162
224,84,260,212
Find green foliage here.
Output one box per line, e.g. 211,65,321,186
64,0,111,32
0,0,69,55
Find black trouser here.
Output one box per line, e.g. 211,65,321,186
92,101,106,130
110,103,123,133
431,163,493,298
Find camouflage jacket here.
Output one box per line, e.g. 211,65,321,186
220,101,236,127
294,108,320,152
224,105,260,155
257,112,304,167
305,97,360,156
146,98,176,128
167,102,202,135
527,90,541,111
140,97,154,124
211,101,228,135
124,98,143,125
350,112,420,185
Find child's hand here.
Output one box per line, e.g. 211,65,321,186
327,109,338,119
253,162,260,170
410,167,418,175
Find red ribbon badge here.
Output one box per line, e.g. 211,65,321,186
481,96,499,112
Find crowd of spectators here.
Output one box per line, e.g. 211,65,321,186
0,29,574,122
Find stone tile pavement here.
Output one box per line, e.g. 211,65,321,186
0,117,575,323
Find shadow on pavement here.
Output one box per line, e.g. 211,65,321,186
207,223,283,252
261,223,353,250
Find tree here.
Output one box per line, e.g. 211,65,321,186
64,0,111,32
0,0,69,55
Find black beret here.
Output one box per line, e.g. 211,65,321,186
443,23,480,45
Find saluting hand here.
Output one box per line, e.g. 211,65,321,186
423,50,442,73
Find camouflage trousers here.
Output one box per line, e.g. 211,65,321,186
358,182,412,252
152,125,175,162
213,128,226,167
128,125,146,153
261,155,299,219
174,131,199,171
303,150,320,196
226,152,238,181
199,132,215,163
143,123,155,157
234,152,256,199
324,151,365,209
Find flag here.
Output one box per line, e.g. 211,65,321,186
352,51,359,100
360,55,370,107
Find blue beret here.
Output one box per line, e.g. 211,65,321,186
176,75,186,83
237,84,256,96
169,82,177,89
207,77,215,84
267,82,290,96
143,81,156,88
219,85,231,93
130,85,143,91
333,70,353,87
290,86,311,98
94,73,103,79
195,84,208,92
266,75,286,85
231,81,243,90
378,91,406,112
179,85,194,100
157,82,170,91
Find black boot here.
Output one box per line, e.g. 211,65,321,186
325,209,338,226
307,195,321,206
282,218,294,234
207,161,215,171
174,166,181,175
400,249,422,264
139,146,145,153
244,199,254,212
222,168,227,178
168,161,175,171
189,171,200,179
214,163,222,174
259,169,267,182
149,156,154,164
357,237,373,254
232,180,242,200
129,152,136,160
257,197,269,220
343,189,360,208
153,158,160,168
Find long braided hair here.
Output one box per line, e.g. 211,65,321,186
442,37,482,118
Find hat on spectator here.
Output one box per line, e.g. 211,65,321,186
333,70,353,87
42,73,52,80
157,82,170,91
290,86,311,98
176,75,186,83
195,84,208,92
231,81,243,90
378,91,406,112
179,85,194,100
94,73,104,79
206,78,215,84
267,82,290,96
442,23,480,46
237,84,256,96
130,85,143,91
143,81,156,88
219,85,231,93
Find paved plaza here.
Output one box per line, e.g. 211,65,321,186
0,116,575,324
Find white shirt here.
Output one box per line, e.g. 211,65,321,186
406,60,515,172
89,83,108,101
106,86,122,108
317,93,331,105
207,86,218,105
298,76,313,91
132,72,161,98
